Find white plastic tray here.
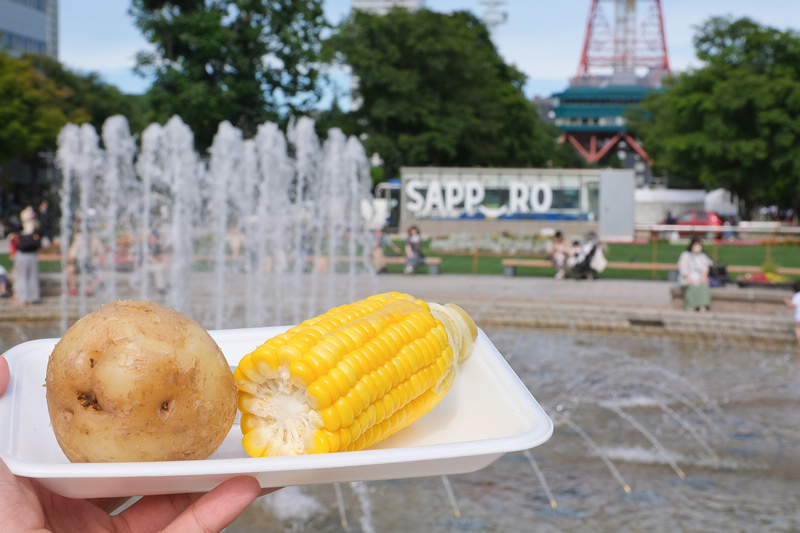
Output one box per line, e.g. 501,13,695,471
0,326,553,499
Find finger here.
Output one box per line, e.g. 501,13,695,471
118,481,280,531
0,355,9,396
161,476,262,533
116,476,261,532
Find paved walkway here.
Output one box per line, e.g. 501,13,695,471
1,272,796,346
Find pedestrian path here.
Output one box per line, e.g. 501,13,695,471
1,273,795,346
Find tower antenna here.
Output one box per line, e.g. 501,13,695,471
478,0,507,33
574,0,669,88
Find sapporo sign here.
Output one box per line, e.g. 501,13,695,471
404,180,554,218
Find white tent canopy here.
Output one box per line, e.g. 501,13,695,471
634,188,738,224
704,188,738,217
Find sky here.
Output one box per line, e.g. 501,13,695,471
60,0,799,101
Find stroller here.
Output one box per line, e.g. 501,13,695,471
569,232,607,280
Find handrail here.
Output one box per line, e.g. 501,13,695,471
635,223,800,235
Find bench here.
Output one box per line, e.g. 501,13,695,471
383,256,441,274
669,284,792,313
313,255,442,275
724,265,800,276
501,258,553,276
501,259,678,277
502,258,800,280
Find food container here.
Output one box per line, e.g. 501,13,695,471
0,326,553,498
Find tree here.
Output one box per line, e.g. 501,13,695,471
131,0,326,151
630,17,800,214
0,53,87,210
324,8,559,179
25,54,148,136
0,54,80,163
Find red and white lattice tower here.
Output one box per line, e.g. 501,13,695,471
573,0,670,87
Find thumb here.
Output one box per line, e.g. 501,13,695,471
0,356,9,396
162,476,262,533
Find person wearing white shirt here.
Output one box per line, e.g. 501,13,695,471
677,237,713,312
784,282,800,348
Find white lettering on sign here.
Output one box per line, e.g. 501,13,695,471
404,179,553,216
444,181,465,212
530,182,553,213
508,182,529,212
405,180,425,212
507,181,553,213
423,180,444,213
464,181,485,214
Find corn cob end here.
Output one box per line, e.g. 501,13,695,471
428,302,477,364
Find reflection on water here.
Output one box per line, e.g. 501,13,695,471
3,324,799,532
0,323,62,352
232,328,800,533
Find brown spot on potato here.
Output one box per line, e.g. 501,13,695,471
77,392,99,409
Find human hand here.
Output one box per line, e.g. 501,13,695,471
0,353,271,533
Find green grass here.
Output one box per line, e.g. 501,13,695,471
9,239,800,280
605,241,800,268
422,240,800,280
2,254,61,273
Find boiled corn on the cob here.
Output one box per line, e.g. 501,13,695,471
234,292,478,457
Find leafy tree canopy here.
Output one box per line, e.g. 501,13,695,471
0,53,89,212
25,54,148,135
132,0,326,151
0,53,84,163
324,8,561,178
630,17,800,213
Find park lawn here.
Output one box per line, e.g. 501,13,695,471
4,240,798,280
605,241,800,268
424,240,800,279
1,254,63,273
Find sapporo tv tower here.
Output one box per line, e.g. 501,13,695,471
552,0,670,184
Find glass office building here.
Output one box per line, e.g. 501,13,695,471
0,0,58,59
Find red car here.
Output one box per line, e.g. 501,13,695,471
661,210,724,239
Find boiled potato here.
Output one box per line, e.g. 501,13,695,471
45,300,236,463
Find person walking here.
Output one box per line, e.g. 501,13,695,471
12,206,41,305
370,226,401,274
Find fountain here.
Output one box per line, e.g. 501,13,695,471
0,115,785,531
223,329,800,532
54,115,377,331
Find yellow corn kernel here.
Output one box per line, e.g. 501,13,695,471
289,360,315,386
234,292,477,457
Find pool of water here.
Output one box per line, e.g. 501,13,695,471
3,324,799,532
229,328,800,533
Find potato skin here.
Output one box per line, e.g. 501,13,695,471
45,300,237,463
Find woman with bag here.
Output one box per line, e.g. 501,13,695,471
12,206,41,305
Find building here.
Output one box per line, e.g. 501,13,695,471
373,167,636,240
351,0,425,15
551,84,656,184
0,0,58,59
